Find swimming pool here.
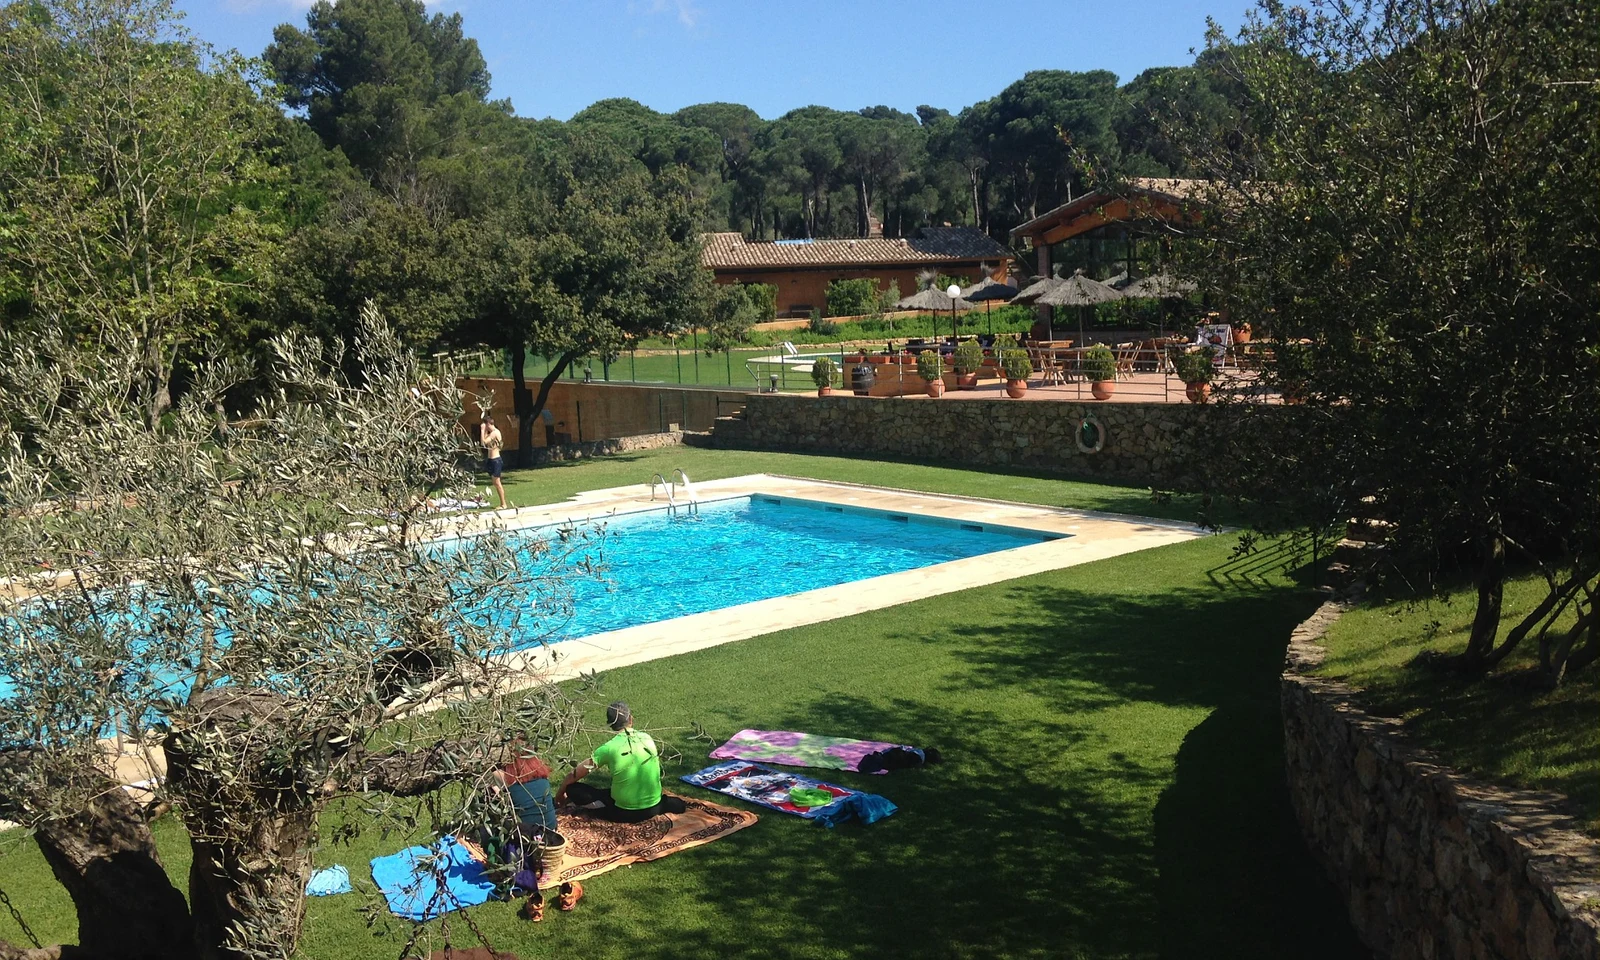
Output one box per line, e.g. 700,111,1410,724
508,495,1062,646
0,493,1064,717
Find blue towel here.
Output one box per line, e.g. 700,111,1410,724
370,836,496,921
810,792,899,828
306,864,351,896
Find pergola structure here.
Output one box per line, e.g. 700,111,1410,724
1009,178,1209,282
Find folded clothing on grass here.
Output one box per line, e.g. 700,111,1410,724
709,729,935,774
370,836,496,922
681,761,897,825
305,864,351,896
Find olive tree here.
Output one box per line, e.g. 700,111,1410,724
0,305,598,959
1190,0,1600,683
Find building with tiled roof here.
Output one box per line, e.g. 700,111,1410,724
703,227,1011,318
1010,178,1213,281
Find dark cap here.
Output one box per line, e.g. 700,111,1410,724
605,701,632,730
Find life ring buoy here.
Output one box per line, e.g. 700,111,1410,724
1076,415,1105,454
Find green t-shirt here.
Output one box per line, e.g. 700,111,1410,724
591,729,662,811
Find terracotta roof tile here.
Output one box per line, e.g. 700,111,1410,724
702,227,1010,270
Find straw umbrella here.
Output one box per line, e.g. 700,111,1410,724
896,286,973,340
1031,269,1123,347
959,277,1016,336
1121,274,1196,299
1121,274,1197,337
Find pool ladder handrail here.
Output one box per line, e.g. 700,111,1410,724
649,473,676,512
672,468,699,516
649,470,698,517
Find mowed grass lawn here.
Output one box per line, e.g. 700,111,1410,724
0,454,1363,959
1319,577,1600,832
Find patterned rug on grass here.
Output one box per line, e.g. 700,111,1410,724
708,729,925,774
681,760,864,817
551,795,757,886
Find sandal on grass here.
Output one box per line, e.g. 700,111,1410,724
521,892,545,922
556,881,584,912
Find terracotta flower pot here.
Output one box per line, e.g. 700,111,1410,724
1184,382,1211,403
926,380,945,398
1233,326,1253,345
1091,379,1115,400
956,372,979,390
817,386,833,397
1005,379,1028,399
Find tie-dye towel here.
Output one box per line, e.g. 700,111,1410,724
681,760,895,825
708,729,921,774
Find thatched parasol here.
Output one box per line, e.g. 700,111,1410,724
1030,269,1123,307
960,277,1016,335
1013,269,1122,343
897,286,973,339
960,277,1017,302
1121,274,1197,299
1008,276,1064,305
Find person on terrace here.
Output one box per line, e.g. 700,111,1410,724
555,701,686,823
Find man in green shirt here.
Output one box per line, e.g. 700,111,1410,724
556,702,687,823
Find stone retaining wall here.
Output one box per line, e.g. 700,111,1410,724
521,431,684,465
1282,600,1600,960
712,392,1254,488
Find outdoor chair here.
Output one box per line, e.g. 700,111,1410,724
1113,342,1140,380
1030,348,1067,386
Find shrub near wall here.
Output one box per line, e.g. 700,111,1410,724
824,278,882,317
711,392,1245,489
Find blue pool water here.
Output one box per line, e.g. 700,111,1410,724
0,497,1059,727
517,495,1060,645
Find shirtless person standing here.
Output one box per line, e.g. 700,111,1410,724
479,414,508,509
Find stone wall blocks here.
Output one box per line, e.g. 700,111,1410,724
1282,597,1600,960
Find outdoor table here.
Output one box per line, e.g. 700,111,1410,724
1050,346,1093,381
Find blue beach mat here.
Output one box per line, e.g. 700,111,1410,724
370,836,495,921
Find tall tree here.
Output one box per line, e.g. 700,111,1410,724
449,133,715,466
0,0,277,422
837,107,923,237
1114,49,1254,177
673,102,767,233
1198,0,1600,683
570,97,719,177
767,106,846,238
961,70,1121,230
265,0,500,189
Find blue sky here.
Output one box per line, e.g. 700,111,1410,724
182,0,1249,121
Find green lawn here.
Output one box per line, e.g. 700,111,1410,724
1317,576,1600,832
0,457,1360,959
489,445,1229,527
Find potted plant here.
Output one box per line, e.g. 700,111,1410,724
811,356,837,396
1082,344,1117,400
1170,346,1215,403
916,350,945,397
951,340,985,389
1233,320,1253,345
1001,349,1032,398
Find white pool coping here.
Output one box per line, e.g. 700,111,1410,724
442,474,1211,686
